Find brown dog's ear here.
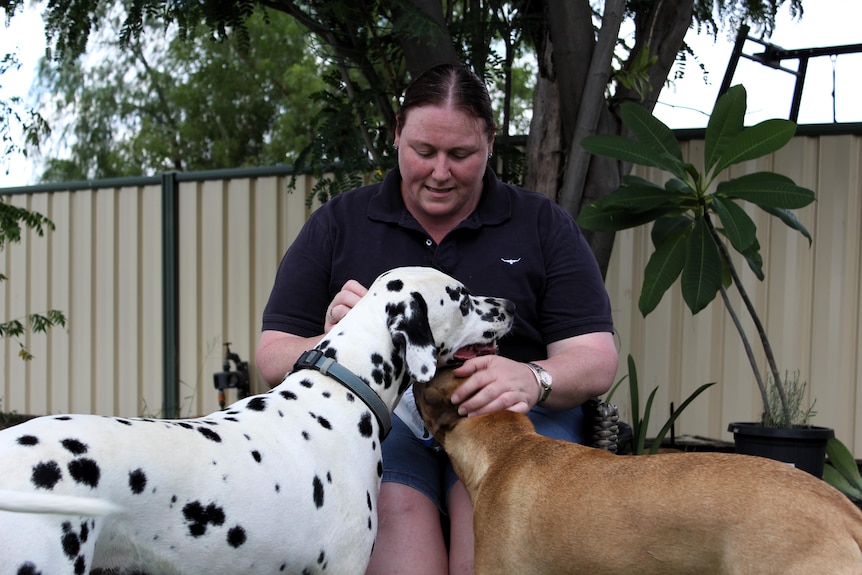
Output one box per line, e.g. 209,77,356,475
418,385,462,438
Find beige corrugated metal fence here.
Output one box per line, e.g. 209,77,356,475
1,133,861,451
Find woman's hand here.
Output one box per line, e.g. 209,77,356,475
450,356,538,416
324,279,368,332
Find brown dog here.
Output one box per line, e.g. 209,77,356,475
415,368,862,575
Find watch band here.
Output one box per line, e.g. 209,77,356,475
525,362,552,405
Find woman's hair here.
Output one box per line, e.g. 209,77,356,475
396,64,496,140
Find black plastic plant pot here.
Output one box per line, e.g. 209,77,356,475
728,422,835,478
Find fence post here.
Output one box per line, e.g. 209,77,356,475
161,172,179,418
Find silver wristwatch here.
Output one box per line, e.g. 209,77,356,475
526,362,553,405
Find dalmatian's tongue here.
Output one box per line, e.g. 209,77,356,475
453,343,498,361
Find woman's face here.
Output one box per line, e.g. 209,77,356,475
395,104,494,230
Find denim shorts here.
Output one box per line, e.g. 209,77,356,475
381,405,584,514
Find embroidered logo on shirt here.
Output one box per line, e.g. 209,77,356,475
501,257,521,265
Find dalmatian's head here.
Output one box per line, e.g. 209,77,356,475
324,267,514,394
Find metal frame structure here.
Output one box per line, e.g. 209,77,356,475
719,24,862,122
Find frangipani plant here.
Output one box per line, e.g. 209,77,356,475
577,84,815,428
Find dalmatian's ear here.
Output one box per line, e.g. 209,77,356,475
387,292,437,383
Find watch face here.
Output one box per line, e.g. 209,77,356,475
540,372,552,385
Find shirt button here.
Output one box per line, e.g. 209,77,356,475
425,239,433,247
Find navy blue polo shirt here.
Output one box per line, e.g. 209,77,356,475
261,167,614,362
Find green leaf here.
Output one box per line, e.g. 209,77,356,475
637,387,659,456
717,172,816,209
824,465,862,500
628,355,640,448
705,85,746,173
740,237,765,281
826,438,862,491
712,197,757,253
712,119,797,175
619,102,683,164
599,182,681,213
649,382,717,455
580,134,690,179
639,222,690,316
651,215,693,247
761,206,813,245
665,177,693,194
576,200,674,232
681,217,723,314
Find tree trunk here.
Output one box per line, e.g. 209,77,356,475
525,0,695,277
393,0,460,77
523,25,562,201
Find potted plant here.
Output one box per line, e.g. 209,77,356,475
577,84,832,476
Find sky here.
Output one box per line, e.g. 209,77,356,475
1,0,861,187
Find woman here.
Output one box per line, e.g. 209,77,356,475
256,64,618,575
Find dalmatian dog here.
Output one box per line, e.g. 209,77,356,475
0,266,514,575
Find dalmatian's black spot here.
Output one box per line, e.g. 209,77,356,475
312,475,324,508
61,438,88,455
16,562,42,575
183,501,226,537
175,421,193,430
346,391,356,402
17,434,39,446
54,416,73,421
129,468,147,494
323,348,337,361
390,349,405,378
224,417,239,422
79,520,91,543
300,378,314,389
459,294,474,316
301,431,310,440
309,412,332,430
246,397,267,411
358,412,373,438
322,391,331,398
68,458,100,488
196,426,222,443
114,419,133,426
275,483,281,493
280,390,298,401
377,460,383,477
445,284,464,301
366,491,372,511
243,434,251,441
386,279,404,292
227,525,247,548
32,460,62,489
61,521,80,558
251,450,262,463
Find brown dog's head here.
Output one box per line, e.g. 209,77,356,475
414,367,466,443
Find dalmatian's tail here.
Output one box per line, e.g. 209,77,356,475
0,489,122,516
